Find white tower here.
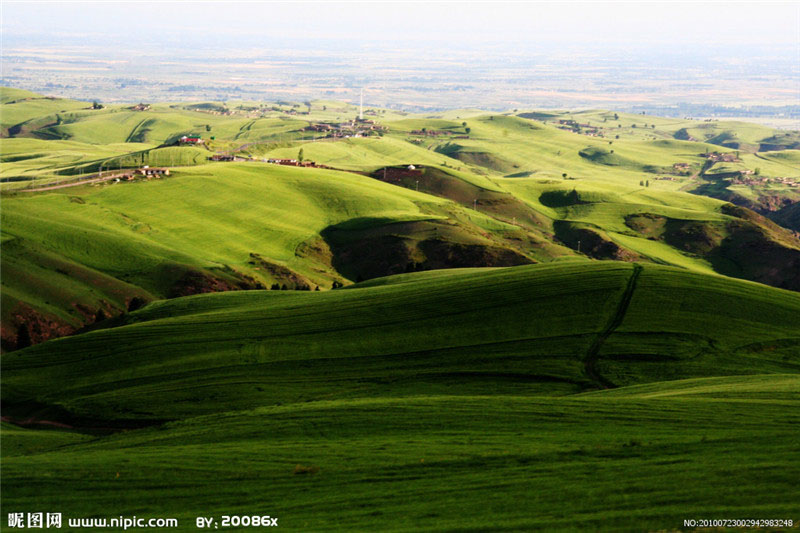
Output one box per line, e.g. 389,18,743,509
359,88,364,120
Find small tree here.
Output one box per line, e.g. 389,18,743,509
462,121,467,127
645,180,650,187
205,124,211,132
465,127,471,134
754,167,761,176
614,113,619,120
639,180,644,186
298,148,304,162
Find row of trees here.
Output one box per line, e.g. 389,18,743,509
269,283,318,291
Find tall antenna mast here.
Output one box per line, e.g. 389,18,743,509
359,88,364,120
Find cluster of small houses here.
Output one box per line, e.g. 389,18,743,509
207,153,330,168
555,120,603,137
263,158,330,169
730,175,798,187
190,107,235,117
179,136,205,145
702,151,739,163
113,166,170,181
650,155,798,187
209,154,241,162
654,163,693,180
652,163,692,181
305,118,387,138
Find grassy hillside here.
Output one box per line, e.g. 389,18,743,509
3,263,799,530
0,138,156,188
3,159,800,351
5,262,799,420
2,88,799,348
0,89,91,134
3,162,582,350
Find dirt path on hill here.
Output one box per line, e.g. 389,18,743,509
583,264,642,388
18,173,130,192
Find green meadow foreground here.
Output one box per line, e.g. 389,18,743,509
3,263,800,530
2,87,800,530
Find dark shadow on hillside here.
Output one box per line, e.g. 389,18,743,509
625,207,800,292
539,189,587,208
553,221,640,261
320,218,532,282
1,399,170,434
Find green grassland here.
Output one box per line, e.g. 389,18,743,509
4,262,799,418
1,163,446,316
526,108,800,151
0,138,156,188
8,160,577,349
0,88,92,133
4,156,797,352
2,263,800,531
260,136,471,172
2,88,800,530
2,89,800,353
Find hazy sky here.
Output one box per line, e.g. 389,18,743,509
3,1,799,47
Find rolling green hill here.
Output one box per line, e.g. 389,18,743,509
2,263,799,531
2,162,578,350
4,158,799,352
0,88,91,134
4,261,799,420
